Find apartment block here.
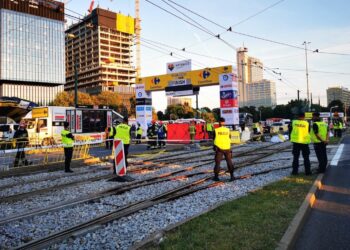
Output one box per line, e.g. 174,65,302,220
245,79,276,108
327,86,350,108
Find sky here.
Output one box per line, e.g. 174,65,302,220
66,0,350,112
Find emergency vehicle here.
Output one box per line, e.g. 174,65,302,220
23,106,123,145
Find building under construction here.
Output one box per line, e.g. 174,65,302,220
65,7,136,109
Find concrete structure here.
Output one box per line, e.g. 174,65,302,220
0,0,65,105
236,47,264,107
65,7,136,110
245,79,276,107
327,86,350,108
167,96,192,107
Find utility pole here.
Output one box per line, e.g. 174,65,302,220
318,95,320,106
74,55,78,108
303,41,311,109
310,92,313,110
241,60,245,107
297,89,300,101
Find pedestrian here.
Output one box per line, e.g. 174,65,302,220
114,116,131,168
206,121,214,139
136,123,143,144
13,121,30,167
61,121,75,173
157,121,167,148
290,112,311,175
311,112,329,173
332,112,343,138
213,117,234,181
189,121,196,144
147,121,157,149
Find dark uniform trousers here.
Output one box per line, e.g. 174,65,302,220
292,143,311,174
214,148,234,174
314,142,328,172
64,147,73,172
14,144,29,167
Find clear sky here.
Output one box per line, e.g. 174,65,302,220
66,0,350,111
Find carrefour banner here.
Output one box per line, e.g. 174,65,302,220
219,73,239,125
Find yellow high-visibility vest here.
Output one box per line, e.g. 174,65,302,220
61,129,74,148
214,126,231,150
290,120,310,144
311,121,328,143
206,123,213,132
114,124,131,145
189,125,196,135
137,127,143,135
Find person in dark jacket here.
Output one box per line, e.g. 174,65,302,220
157,122,167,148
147,122,157,149
13,121,30,167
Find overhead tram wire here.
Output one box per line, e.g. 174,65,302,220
144,0,237,51
163,0,350,56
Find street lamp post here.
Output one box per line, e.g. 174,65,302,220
330,105,338,125
74,56,78,108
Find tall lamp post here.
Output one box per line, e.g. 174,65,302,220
330,105,338,125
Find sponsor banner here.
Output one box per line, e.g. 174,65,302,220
32,107,49,118
75,110,82,133
136,98,152,106
53,110,66,121
168,79,191,87
219,73,238,90
167,60,191,74
220,99,239,108
166,89,194,97
135,84,151,99
139,65,232,91
220,107,239,125
220,90,234,100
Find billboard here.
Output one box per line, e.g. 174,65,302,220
116,13,135,35
138,65,233,91
166,60,191,74
219,73,239,125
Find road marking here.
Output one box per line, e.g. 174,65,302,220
330,144,344,166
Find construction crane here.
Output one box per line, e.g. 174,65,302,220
135,0,141,78
88,0,95,13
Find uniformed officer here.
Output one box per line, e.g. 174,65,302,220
189,121,196,144
290,112,311,175
13,121,30,167
206,121,214,139
311,112,329,173
114,117,131,167
213,117,234,181
332,112,343,138
61,122,75,173
136,123,143,144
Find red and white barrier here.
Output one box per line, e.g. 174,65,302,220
113,139,126,176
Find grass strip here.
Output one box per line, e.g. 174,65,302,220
150,175,315,250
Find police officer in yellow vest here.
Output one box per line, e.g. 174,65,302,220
136,123,143,144
61,122,75,173
114,117,131,168
206,122,214,139
311,112,329,173
290,112,311,175
332,112,343,138
213,117,234,181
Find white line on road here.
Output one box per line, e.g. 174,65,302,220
330,144,344,166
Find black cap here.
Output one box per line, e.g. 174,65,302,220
312,112,320,117
298,112,305,118
64,121,69,128
219,117,225,123
123,116,128,123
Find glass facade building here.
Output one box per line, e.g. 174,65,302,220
0,9,65,84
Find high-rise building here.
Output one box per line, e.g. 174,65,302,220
236,47,264,107
0,0,65,105
245,79,276,108
327,86,350,108
65,8,136,109
167,96,192,107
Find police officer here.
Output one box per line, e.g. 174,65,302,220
136,123,143,144
147,121,157,149
61,122,75,173
114,117,131,167
13,121,30,167
332,112,343,138
206,121,214,139
213,117,234,181
189,121,196,144
290,112,311,175
311,112,329,173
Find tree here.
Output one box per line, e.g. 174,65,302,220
328,100,344,112
95,91,120,108
212,108,220,121
52,91,94,106
129,97,136,116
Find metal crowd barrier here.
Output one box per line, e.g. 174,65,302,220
0,140,90,172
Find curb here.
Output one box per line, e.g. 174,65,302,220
276,173,324,250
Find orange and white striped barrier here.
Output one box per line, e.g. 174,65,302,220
113,139,126,176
